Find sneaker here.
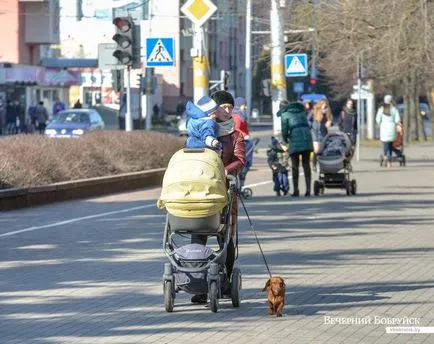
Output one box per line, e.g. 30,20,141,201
283,190,288,196
276,191,281,196
191,294,207,304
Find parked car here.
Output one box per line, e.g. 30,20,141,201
45,109,105,138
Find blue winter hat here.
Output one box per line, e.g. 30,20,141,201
235,97,246,108
196,96,219,116
271,136,280,147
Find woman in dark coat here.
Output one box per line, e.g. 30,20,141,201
278,100,314,197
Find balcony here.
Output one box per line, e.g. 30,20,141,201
23,0,60,44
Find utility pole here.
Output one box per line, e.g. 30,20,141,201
125,66,133,131
145,0,153,130
245,0,252,122
366,79,375,140
192,24,209,103
356,56,362,161
310,0,318,88
270,0,287,136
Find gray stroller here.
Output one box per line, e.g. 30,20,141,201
158,148,242,313
314,131,357,196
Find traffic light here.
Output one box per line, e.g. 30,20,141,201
112,17,133,66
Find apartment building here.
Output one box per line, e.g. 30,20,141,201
0,0,82,117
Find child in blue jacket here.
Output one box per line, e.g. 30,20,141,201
186,96,221,150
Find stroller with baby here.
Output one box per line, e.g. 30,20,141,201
380,122,406,167
157,148,242,313
313,131,357,196
238,137,260,198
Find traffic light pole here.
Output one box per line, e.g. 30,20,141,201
125,66,133,132
245,0,252,122
270,0,287,136
192,24,209,103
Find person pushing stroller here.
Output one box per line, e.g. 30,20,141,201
267,137,290,196
184,91,246,304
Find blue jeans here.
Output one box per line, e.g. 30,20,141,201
273,170,289,193
383,142,393,158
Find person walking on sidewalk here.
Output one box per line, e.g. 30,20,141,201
35,101,48,134
189,90,246,304
233,97,252,188
339,98,358,145
278,100,314,197
312,100,333,172
376,95,401,168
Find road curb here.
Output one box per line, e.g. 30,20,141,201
0,168,165,211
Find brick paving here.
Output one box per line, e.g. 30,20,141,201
0,140,433,343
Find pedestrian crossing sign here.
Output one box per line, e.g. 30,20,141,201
285,54,308,77
146,38,175,67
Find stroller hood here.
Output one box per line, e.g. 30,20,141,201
320,131,352,156
157,148,229,218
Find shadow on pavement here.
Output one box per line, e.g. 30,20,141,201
1,185,434,341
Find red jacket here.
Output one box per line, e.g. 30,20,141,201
219,130,246,175
232,112,250,138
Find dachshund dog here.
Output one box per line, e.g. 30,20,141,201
262,276,285,317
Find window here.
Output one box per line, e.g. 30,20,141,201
90,111,103,124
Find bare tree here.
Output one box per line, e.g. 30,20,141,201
292,0,434,141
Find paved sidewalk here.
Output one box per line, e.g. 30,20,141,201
0,142,433,343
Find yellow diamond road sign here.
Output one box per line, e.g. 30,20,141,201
181,0,217,27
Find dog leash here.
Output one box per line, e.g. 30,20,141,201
239,195,273,279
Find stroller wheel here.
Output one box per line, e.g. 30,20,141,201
351,179,357,195
345,180,351,196
242,188,253,198
209,281,219,313
380,155,384,167
314,180,321,196
163,280,174,312
231,268,242,308
403,156,406,167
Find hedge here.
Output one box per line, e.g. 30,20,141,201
0,132,185,189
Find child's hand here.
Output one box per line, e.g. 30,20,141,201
212,139,221,149
210,112,217,120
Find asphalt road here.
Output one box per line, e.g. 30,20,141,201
0,133,433,344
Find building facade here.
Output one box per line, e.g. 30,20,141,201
53,0,247,115
0,0,84,127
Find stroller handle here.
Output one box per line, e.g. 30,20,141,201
227,174,239,190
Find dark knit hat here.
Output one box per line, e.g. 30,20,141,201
211,91,235,106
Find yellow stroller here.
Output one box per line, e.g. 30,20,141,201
157,148,241,313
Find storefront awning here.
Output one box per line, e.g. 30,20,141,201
40,58,98,69
0,64,81,86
